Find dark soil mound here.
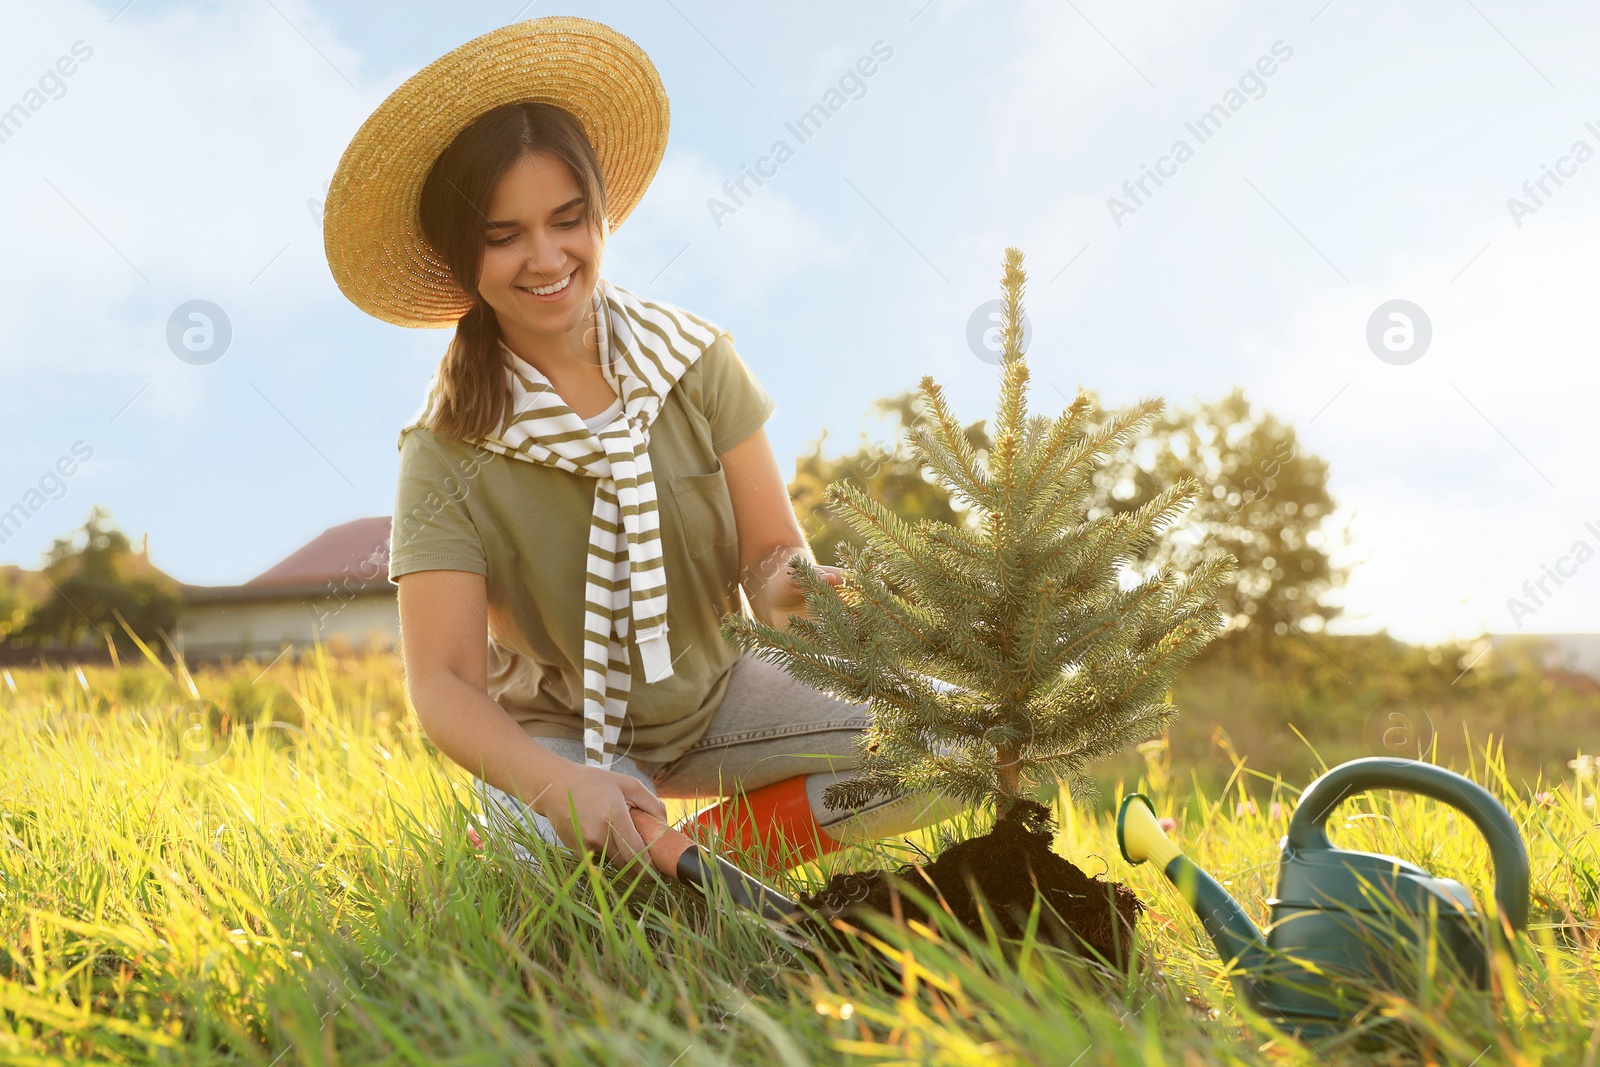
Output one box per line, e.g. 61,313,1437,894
797,800,1141,968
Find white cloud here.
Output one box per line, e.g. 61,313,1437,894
989,0,1249,180
0,0,388,383
611,147,856,306
1249,203,1600,642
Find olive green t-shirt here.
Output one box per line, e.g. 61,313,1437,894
388,329,777,763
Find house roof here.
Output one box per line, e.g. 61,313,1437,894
181,517,393,604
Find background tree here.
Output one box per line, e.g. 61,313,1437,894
729,247,1234,817
0,566,45,647
12,507,180,655
793,389,1345,641
1080,387,1348,638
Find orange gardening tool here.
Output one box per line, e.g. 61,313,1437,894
676,775,843,869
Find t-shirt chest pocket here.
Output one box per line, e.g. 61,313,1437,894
667,458,738,560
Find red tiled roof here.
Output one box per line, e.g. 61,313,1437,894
181,517,393,605
247,516,391,587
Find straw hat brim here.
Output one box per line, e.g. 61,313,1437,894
322,17,668,329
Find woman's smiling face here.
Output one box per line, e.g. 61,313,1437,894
476,150,605,354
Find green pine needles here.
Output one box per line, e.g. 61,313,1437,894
721,247,1237,820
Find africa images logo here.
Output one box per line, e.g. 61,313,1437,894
706,40,894,227
1505,518,1600,629
1106,41,1294,228
0,40,94,148
1504,120,1600,228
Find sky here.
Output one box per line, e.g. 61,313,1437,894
2,0,1597,646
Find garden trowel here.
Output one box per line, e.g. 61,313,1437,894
629,808,812,947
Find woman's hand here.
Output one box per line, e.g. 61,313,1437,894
745,545,845,631
534,762,669,868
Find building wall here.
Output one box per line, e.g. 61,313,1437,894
1489,633,1600,680
177,592,398,659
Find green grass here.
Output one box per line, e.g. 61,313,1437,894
1,646,1596,1065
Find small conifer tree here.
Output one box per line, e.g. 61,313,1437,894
722,247,1236,820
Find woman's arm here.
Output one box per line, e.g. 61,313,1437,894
719,426,843,630
396,569,666,861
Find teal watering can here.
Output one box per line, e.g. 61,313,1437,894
1117,757,1529,1039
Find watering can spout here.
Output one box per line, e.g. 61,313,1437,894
1118,794,1269,988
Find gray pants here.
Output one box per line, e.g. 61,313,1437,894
478,650,964,864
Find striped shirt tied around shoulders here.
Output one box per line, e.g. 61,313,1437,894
402,277,724,767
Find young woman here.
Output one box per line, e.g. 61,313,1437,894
322,18,956,871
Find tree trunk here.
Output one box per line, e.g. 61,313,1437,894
996,744,1022,818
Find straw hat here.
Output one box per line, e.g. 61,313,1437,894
323,17,669,328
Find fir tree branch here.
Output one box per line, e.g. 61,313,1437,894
826,481,955,598
1024,398,1163,538
910,376,989,507
1015,577,1061,698
1015,392,1093,501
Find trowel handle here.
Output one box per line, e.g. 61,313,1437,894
629,808,801,925
629,808,697,881
1286,757,1529,931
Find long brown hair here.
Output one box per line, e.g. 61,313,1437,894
417,102,609,441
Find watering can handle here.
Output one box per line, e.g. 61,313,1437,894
1284,757,1529,931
